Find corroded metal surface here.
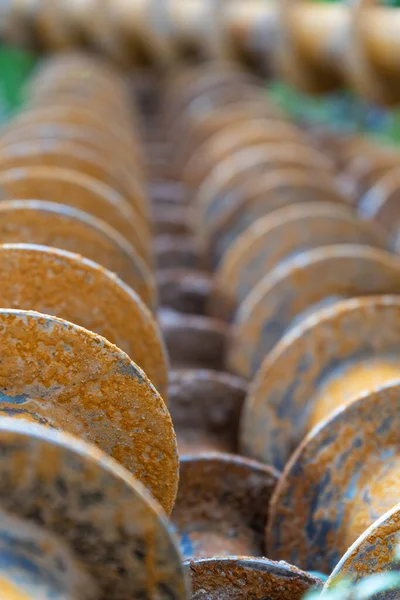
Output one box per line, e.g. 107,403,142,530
185,556,322,599
0,166,151,265
241,296,400,470
0,244,168,398
210,202,388,320
228,245,400,379
267,381,400,575
0,200,156,311
157,269,213,315
168,369,247,454
0,309,178,514
0,417,188,599
172,453,279,559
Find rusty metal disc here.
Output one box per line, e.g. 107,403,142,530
0,166,151,265
0,244,167,397
185,556,322,599
338,149,400,202
157,268,213,315
0,140,149,222
228,245,400,380
0,200,156,311
168,369,246,454
326,503,400,590
3,105,138,156
172,453,279,559
194,145,335,240
0,417,187,599
267,381,400,575
182,118,300,190
240,296,400,471
177,102,288,167
159,308,228,370
0,122,143,178
211,202,388,321
0,309,178,513
359,168,400,238
203,170,353,270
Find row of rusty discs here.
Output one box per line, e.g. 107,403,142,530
0,54,191,599
147,62,400,598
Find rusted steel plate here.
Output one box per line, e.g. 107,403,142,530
0,140,149,221
326,503,400,591
182,118,300,191
210,202,388,321
204,169,350,270
0,310,178,513
228,245,400,379
0,123,144,182
0,244,167,398
1,105,138,158
172,453,279,559
0,200,156,311
157,268,213,315
268,381,400,575
193,145,335,242
0,418,187,599
159,308,228,370
240,296,400,470
359,168,400,240
168,369,247,454
155,235,200,270
176,103,289,167
0,166,151,265
185,556,322,600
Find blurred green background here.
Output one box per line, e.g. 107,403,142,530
1,0,400,142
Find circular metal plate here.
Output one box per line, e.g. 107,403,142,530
172,453,279,559
0,417,187,599
0,140,149,222
268,381,400,574
0,244,167,398
211,202,388,320
0,166,151,265
228,245,400,379
168,369,246,454
0,309,178,514
0,199,155,310
240,296,400,471
185,556,322,600
203,168,348,269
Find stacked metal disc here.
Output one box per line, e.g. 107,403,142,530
0,53,190,600
3,54,400,600
145,61,400,598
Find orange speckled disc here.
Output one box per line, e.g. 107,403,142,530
0,310,178,515
0,200,155,311
0,244,167,398
228,245,400,380
182,118,300,190
0,140,150,224
210,202,388,320
0,122,143,182
0,166,151,266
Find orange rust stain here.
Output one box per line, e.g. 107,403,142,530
309,358,400,430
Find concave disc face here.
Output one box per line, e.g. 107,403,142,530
0,309,178,514
0,244,167,398
0,418,187,599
